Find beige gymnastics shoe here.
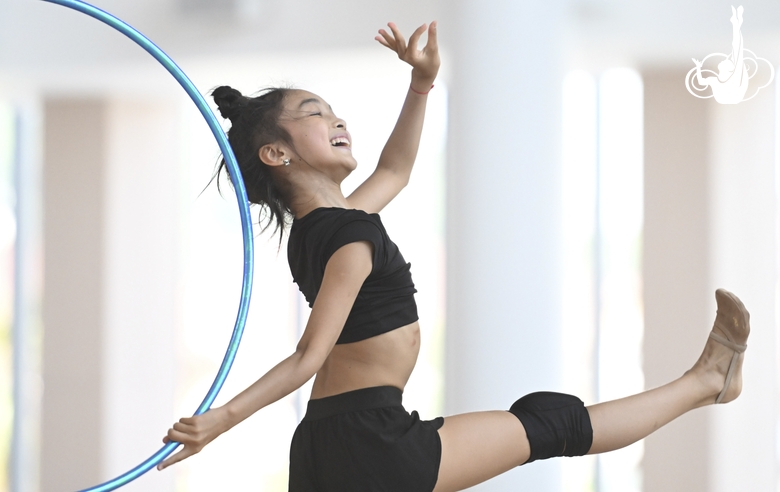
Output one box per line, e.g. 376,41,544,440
709,288,750,404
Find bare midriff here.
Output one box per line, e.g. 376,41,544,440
310,321,421,399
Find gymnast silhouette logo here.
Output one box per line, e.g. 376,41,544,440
686,5,774,104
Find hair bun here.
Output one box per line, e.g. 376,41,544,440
212,86,246,120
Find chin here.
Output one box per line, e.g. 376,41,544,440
343,158,358,173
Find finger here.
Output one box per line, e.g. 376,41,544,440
375,36,395,51
162,427,178,442
173,421,194,432
407,23,428,53
166,428,191,444
157,446,195,471
387,22,407,53
377,29,397,49
179,416,198,425
425,20,439,51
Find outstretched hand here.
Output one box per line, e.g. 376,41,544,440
375,21,440,90
156,407,231,471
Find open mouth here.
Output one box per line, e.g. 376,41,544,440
330,136,351,148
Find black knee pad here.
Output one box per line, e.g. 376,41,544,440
508,391,593,464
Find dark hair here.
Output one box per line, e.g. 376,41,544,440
211,85,294,237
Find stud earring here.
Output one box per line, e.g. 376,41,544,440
283,158,291,166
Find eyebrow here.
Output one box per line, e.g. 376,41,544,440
297,98,321,109
297,98,333,111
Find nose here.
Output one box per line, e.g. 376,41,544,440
334,118,346,130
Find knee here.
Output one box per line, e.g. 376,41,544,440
508,392,593,464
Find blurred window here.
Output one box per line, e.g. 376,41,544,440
0,102,16,492
561,68,645,492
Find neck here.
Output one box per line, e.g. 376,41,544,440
285,170,349,218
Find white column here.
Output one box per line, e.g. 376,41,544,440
446,1,566,490
12,98,44,492
708,90,776,492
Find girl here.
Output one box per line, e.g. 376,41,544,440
159,21,751,491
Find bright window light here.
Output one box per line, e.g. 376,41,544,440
561,68,644,492
774,66,780,492
0,101,14,492
596,67,645,492
561,69,598,492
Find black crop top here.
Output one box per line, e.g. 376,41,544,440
287,207,418,344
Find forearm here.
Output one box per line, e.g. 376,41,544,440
376,70,435,179
157,348,324,470
221,349,320,429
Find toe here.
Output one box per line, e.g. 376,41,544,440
714,289,750,344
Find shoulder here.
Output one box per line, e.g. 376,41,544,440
292,208,386,266
292,207,383,235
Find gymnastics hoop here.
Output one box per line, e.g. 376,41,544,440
41,1,255,490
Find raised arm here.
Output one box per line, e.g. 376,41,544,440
347,21,440,213
157,241,373,470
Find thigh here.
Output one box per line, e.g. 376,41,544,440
434,411,530,492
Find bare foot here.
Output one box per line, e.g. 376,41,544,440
689,289,750,405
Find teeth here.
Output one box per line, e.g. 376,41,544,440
330,137,350,147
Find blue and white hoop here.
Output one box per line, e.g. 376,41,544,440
41,1,255,490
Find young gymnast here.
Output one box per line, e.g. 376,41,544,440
158,21,751,491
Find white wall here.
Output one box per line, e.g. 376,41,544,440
643,68,777,492
102,98,180,491
39,97,181,492
41,99,106,492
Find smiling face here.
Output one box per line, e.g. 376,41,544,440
277,90,357,181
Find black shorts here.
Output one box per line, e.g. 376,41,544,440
289,386,445,492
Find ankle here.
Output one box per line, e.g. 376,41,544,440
682,366,723,408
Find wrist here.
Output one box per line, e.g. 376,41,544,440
410,70,436,94
410,83,434,95
220,403,242,429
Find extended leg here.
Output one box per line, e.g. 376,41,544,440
434,289,749,491
434,411,530,492
589,288,748,453
587,373,707,454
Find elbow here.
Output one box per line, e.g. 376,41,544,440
393,171,410,190
294,343,329,378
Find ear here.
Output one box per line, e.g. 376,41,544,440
259,143,289,167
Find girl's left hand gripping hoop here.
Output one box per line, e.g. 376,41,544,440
40,1,255,490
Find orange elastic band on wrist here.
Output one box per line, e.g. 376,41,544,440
410,84,434,95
